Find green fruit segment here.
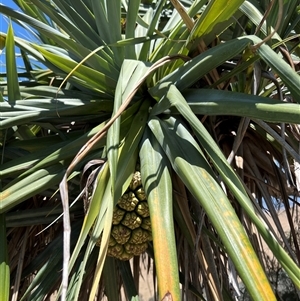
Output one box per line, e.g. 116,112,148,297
136,202,149,217
90,170,152,260
117,192,139,211
124,242,148,256
140,217,151,231
112,207,126,225
111,225,132,244
121,212,142,230
129,171,142,191
135,188,147,201
129,228,151,244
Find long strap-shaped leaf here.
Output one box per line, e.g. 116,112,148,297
148,115,276,301
1,164,65,213
150,37,250,95
107,60,151,205
88,179,114,301
182,89,300,124
188,0,245,43
65,103,149,300
155,83,300,286
5,23,21,104
140,127,181,301
0,214,9,301
59,55,185,301
244,35,300,103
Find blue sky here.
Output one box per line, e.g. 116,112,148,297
1,0,22,33
1,0,21,73
0,0,40,74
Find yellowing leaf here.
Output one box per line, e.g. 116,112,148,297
190,0,245,41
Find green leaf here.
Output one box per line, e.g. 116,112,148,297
140,127,181,301
150,37,250,94
0,214,9,301
189,0,245,42
102,258,119,301
1,164,65,213
5,23,21,103
245,35,300,103
239,1,281,40
46,0,102,45
138,0,168,61
69,162,110,301
91,0,124,66
107,60,150,203
114,98,151,197
30,0,102,50
67,101,149,299
88,182,114,301
34,46,116,96
134,7,156,60
0,98,112,130
19,221,83,301
153,82,300,288
123,0,141,59
181,89,300,124
0,3,68,39
119,260,139,300
148,115,276,301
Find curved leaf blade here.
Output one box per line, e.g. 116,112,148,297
6,23,21,103
148,115,276,301
154,83,300,287
107,60,151,202
0,214,9,301
150,37,250,94
181,89,300,124
190,0,245,41
1,165,65,213
34,45,116,96
140,127,181,301
242,35,300,103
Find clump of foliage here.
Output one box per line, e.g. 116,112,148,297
0,0,299,300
